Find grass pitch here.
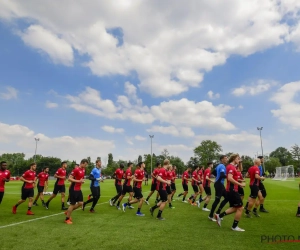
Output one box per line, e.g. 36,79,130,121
0,179,299,250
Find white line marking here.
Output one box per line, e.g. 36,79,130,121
0,201,108,229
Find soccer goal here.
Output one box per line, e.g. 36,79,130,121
273,166,295,181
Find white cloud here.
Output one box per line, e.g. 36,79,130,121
151,98,235,130
0,0,297,97
207,91,220,100
66,87,235,131
232,79,278,96
147,126,195,137
0,121,115,162
195,131,261,156
20,25,73,66
101,125,124,134
0,86,18,100
45,101,58,108
134,135,146,141
270,81,300,129
238,105,244,109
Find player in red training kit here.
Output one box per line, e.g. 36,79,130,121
12,163,37,215
33,167,49,207
45,161,68,210
116,162,134,210
122,162,146,216
215,154,246,232
201,162,215,211
0,161,11,205
110,163,125,206
245,158,265,218
64,159,88,224
145,162,161,204
177,166,192,203
149,159,171,220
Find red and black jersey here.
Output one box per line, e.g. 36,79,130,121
123,169,132,186
0,169,11,192
37,172,49,187
191,170,199,186
55,168,66,185
203,169,211,187
197,169,203,182
157,168,167,190
248,166,260,186
22,170,36,189
171,170,176,183
182,171,189,185
166,170,173,186
226,164,239,192
70,167,85,191
134,169,144,188
152,168,160,184
114,168,124,185
236,171,244,182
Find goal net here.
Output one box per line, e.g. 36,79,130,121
273,166,295,181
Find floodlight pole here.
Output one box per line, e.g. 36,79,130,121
257,127,265,172
149,135,154,174
34,138,40,163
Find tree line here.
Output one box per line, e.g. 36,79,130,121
1,140,300,176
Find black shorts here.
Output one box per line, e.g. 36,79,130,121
192,185,199,193
250,185,259,199
0,192,4,204
198,182,203,186
158,189,168,202
69,190,83,205
228,191,243,208
259,182,267,198
238,187,244,196
151,183,157,192
53,184,65,195
21,188,34,200
90,186,100,197
214,182,227,199
37,185,44,193
133,187,143,199
171,183,176,191
166,186,172,195
204,187,211,196
115,184,122,194
122,185,133,195
182,183,188,192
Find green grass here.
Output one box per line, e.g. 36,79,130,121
0,179,299,250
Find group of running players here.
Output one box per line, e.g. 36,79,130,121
0,153,299,229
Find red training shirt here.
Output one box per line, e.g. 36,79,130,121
157,168,167,190
171,170,176,183
70,167,85,191
123,168,132,186
134,169,144,188
191,170,199,186
226,164,239,192
37,172,49,187
248,166,260,186
203,169,211,187
0,169,11,192
22,170,36,189
55,168,66,185
182,171,189,185
152,168,160,184
114,168,124,185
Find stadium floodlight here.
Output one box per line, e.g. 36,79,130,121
257,127,265,172
149,135,154,174
34,138,40,163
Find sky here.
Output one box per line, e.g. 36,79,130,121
1,0,300,165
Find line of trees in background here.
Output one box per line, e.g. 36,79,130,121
1,140,300,176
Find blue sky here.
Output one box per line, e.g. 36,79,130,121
1,0,300,164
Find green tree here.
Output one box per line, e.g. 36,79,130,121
265,157,282,173
290,144,300,166
240,155,253,172
138,155,143,163
186,157,199,168
161,149,170,159
107,153,114,168
169,156,185,175
270,147,293,166
194,140,222,165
